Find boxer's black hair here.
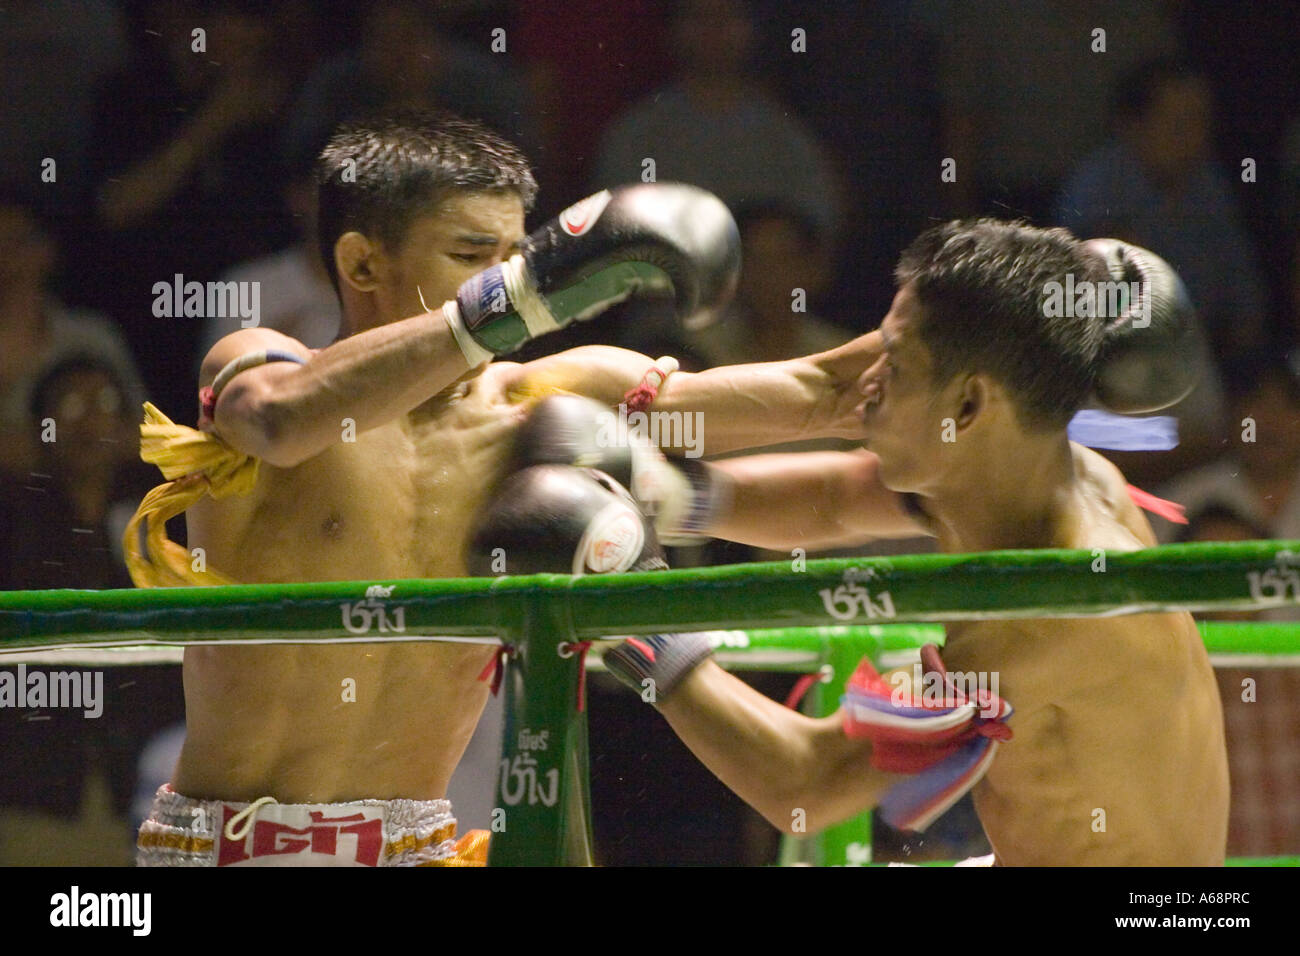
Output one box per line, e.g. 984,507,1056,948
894,219,1107,431
315,108,538,294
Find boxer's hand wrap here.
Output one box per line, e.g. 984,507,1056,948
841,644,1013,832
634,453,733,547
449,183,740,361
602,632,715,705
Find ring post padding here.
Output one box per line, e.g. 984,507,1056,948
487,587,595,866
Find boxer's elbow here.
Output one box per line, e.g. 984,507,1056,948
255,401,320,469
756,788,838,837
215,380,315,468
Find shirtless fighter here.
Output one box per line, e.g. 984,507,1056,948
604,220,1230,865
130,110,875,866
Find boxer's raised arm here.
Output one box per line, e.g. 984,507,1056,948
706,448,929,550
654,661,906,834
204,318,474,467
209,184,743,467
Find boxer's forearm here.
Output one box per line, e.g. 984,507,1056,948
657,358,841,454
658,333,880,454
537,334,879,456
656,661,893,834
507,348,837,455
707,449,926,549
214,310,474,466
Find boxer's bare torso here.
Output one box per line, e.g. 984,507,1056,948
936,445,1229,864
179,360,537,803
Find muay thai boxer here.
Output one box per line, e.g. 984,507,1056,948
128,109,878,865
604,220,1230,866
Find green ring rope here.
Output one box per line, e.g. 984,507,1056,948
2,539,1297,866
4,540,1300,650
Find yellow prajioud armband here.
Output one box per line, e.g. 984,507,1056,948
123,350,305,587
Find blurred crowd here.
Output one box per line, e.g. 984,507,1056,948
1,0,1298,865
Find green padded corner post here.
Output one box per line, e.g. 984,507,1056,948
487,588,594,866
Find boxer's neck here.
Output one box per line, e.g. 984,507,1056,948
926,434,1077,553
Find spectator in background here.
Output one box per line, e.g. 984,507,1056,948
0,195,143,477
1055,59,1270,486
1176,502,1300,857
751,0,945,324
1178,503,1271,556
513,0,670,209
197,142,342,358
592,0,840,252
1169,0,1300,362
1056,59,1269,381
80,0,294,420
911,0,1181,221
0,0,128,210
0,356,147,591
0,355,180,864
1154,363,1300,555
1283,115,1300,361
685,205,844,368
283,0,538,180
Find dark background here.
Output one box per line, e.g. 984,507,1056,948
2,0,1298,865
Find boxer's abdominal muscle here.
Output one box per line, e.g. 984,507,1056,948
176,364,531,803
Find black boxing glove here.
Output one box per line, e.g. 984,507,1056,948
466,464,668,576
1084,238,1202,415
511,395,733,546
443,183,741,364
510,394,638,488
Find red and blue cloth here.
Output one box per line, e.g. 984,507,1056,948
841,644,1013,832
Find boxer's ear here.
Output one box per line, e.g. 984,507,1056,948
335,231,386,293
953,373,988,431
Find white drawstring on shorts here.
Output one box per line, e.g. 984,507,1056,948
223,795,279,841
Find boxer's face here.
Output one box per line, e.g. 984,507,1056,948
859,284,965,493
382,189,527,325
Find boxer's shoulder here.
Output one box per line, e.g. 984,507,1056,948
198,327,312,389
1070,442,1156,550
